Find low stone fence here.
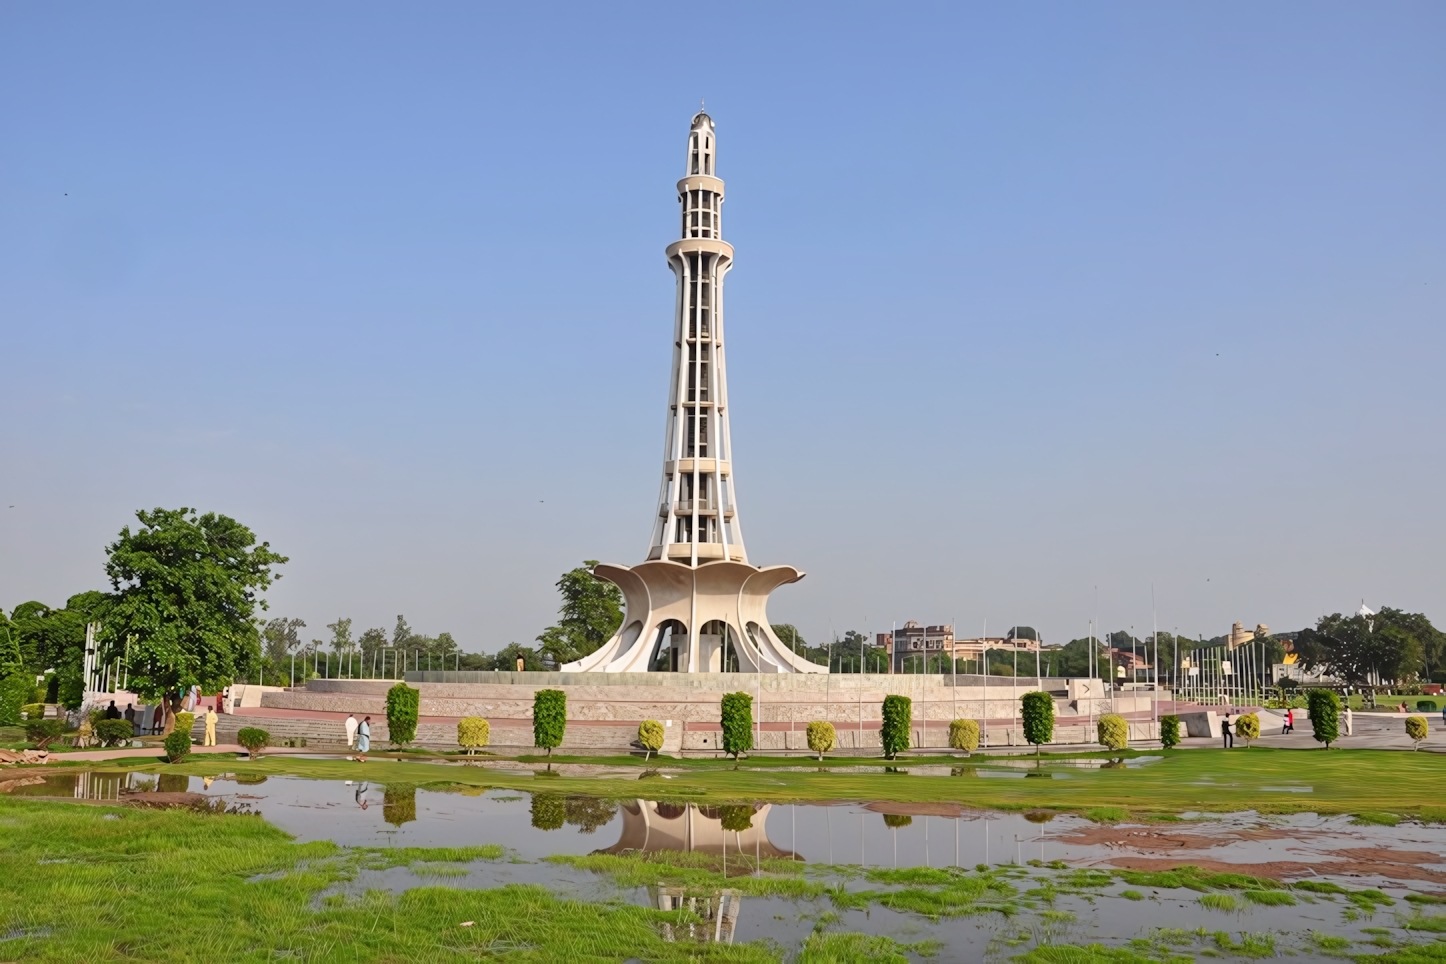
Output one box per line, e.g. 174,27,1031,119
234,673,1158,754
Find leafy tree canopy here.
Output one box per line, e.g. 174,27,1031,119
1296,607,1443,685
262,617,306,664
536,561,623,665
98,507,287,702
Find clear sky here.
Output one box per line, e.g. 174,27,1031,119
2,3,1442,653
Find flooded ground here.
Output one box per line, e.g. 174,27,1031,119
6,769,1446,960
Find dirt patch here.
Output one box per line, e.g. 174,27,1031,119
1101,854,1446,884
1054,824,1299,851
864,801,974,819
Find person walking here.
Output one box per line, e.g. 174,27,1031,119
1282,708,1294,735
150,704,165,735
345,713,359,752
355,716,371,762
1345,706,1354,736
124,703,136,726
1221,713,1234,749
203,705,217,747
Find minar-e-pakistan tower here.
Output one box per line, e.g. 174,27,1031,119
564,111,824,675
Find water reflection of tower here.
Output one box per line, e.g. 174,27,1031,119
601,801,791,945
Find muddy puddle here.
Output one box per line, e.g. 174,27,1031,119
8,770,1446,959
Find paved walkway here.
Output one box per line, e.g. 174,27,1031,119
1180,709,1446,752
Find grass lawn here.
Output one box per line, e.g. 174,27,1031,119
34,745,1446,817
0,795,883,963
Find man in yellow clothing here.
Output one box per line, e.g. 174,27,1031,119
203,705,218,747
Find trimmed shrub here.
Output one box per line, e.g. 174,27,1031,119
637,719,665,761
1406,715,1428,750
1417,700,1437,712
533,689,567,757
949,719,980,753
718,804,755,832
530,792,566,830
1307,689,1342,748
174,711,195,739
458,717,490,755
236,727,270,760
386,683,420,747
25,719,64,749
1235,713,1261,748
1020,692,1055,753
1160,715,1181,750
806,721,837,761
163,729,191,763
1097,713,1129,751
881,695,912,759
720,692,754,760
94,719,134,748
21,703,45,721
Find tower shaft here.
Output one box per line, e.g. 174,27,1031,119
650,111,744,565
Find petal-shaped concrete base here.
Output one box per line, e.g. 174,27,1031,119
560,560,825,673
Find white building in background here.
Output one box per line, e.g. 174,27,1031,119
563,113,822,675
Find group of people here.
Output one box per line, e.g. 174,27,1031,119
1218,705,1353,747
101,689,226,739
343,713,372,761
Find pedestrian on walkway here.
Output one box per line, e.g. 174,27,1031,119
1221,714,1234,749
356,716,371,762
203,705,217,747
1346,707,1354,736
1283,708,1294,734
124,704,136,726
345,713,359,751
150,704,165,735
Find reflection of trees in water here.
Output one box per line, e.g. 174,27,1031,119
564,796,617,834
158,773,189,794
383,785,416,826
718,805,755,832
530,794,618,833
882,813,912,829
531,792,565,830
235,773,268,786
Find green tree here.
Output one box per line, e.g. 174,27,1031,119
358,627,389,672
1306,689,1341,748
99,508,287,731
535,561,624,666
772,624,805,657
325,618,354,658
1160,715,1181,749
806,720,836,761
1297,608,1440,686
9,594,107,708
1020,691,1055,754
881,694,911,759
637,719,664,761
262,617,306,664
386,682,420,746
533,689,567,757
948,719,980,752
720,691,753,760
490,642,546,671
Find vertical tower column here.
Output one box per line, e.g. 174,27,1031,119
651,110,744,575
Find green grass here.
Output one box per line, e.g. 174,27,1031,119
1352,811,1403,826
1199,894,1239,912
0,796,799,962
1243,889,1296,906
32,744,1446,815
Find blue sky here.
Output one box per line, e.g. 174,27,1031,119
2,3,1442,652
